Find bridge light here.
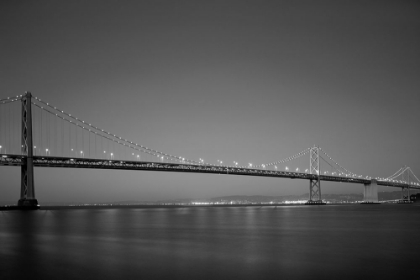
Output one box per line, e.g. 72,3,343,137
285,166,289,171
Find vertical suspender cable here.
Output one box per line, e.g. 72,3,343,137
10,102,14,153
39,109,44,155
54,112,56,156
1,103,3,152
10,102,13,154
34,107,41,154
8,104,10,153
50,111,52,154
95,132,97,159
61,117,63,156
0,103,2,151
67,122,71,157
38,106,40,156
49,110,51,154
11,102,13,154
45,109,48,154
47,110,49,154
0,102,2,152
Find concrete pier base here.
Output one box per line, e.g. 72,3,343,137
17,198,40,210
305,200,326,205
361,179,380,204
397,199,413,204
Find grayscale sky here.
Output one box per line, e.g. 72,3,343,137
1,0,419,203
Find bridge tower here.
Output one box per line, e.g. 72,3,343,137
400,167,411,203
306,146,324,205
17,91,39,208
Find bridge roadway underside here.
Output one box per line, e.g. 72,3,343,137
1,155,419,190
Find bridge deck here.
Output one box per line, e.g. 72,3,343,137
1,154,419,189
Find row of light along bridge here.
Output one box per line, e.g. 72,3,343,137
1,92,419,209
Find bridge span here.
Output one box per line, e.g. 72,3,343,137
1,92,419,208
1,154,418,188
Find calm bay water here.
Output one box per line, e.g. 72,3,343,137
1,205,419,279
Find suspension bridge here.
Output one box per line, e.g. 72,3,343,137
1,92,419,209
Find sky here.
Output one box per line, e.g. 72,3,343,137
1,0,420,203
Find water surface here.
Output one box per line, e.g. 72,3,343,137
1,205,419,279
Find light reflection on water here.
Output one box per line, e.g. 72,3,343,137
1,205,419,279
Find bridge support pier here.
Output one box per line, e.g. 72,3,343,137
362,179,379,204
401,187,410,200
398,187,412,204
305,178,325,205
17,92,39,209
396,167,413,203
305,146,325,205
